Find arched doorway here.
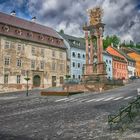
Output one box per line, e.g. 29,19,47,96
33,75,41,87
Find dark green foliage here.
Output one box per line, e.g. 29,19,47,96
103,35,120,49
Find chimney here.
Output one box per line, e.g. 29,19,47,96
31,16,36,22
10,10,16,16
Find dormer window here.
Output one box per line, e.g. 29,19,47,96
48,37,53,42
27,32,33,38
39,34,44,40
15,29,22,35
2,25,9,32
56,40,60,44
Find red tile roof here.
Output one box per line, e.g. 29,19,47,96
0,12,61,39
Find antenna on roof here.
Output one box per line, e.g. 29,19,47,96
10,10,16,16
31,16,36,22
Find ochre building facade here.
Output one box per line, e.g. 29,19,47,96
0,12,67,90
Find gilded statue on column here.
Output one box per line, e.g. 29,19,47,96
87,7,103,26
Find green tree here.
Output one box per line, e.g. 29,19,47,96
103,35,120,49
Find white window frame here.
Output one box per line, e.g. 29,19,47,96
4,57,10,66
4,74,8,84
40,61,44,69
32,47,35,55
17,59,22,67
31,60,35,69
17,75,21,84
5,41,10,49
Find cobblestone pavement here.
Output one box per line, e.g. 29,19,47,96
0,81,140,140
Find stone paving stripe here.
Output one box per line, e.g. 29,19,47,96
69,98,79,102
95,98,105,102
64,98,74,102
0,96,18,100
113,96,123,100
55,98,68,102
103,97,115,101
86,98,96,103
124,96,134,100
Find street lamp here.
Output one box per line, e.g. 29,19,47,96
24,70,30,96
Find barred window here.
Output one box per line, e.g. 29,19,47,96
4,57,10,66
60,64,64,71
17,59,22,67
31,60,35,69
5,41,10,49
17,44,22,51
52,62,56,71
32,47,35,55
40,61,44,69
60,52,63,59
52,50,55,57
17,75,21,84
4,74,8,84
41,49,44,57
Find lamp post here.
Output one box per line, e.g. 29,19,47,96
24,70,30,96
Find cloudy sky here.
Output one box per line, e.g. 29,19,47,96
0,0,140,43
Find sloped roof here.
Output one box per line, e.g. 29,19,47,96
102,51,112,57
0,12,61,39
59,32,85,50
106,46,135,62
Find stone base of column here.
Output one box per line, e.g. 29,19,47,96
84,64,94,75
97,62,106,75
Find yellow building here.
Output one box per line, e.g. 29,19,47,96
0,11,67,90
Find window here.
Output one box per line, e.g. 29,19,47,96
3,25,9,32
78,53,81,58
78,75,81,79
4,74,8,84
108,68,111,71
60,64,63,71
78,63,81,68
73,62,75,67
60,77,64,84
32,47,35,55
52,50,55,57
106,59,108,63
17,59,22,67
73,75,75,79
40,61,44,69
31,60,35,69
5,41,10,49
60,52,63,59
17,44,22,51
41,49,44,57
83,54,85,58
109,60,111,64
17,75,21,84
4,57,10,66
72,52,76,57
52,62,56,70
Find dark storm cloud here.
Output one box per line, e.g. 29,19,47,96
0,0,140,42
